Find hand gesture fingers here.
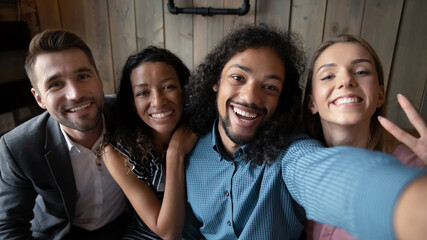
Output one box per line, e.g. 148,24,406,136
378,94,427,162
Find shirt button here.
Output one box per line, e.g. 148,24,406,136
225,190,229,196
227,220,231,226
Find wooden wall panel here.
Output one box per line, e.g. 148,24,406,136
11,0,427,126
108,0,137,90
290,0,327,72
82,0,114,94
386,0,427,128
360,0,404,88
0,0,18,21
323,0,365,40
256,0,290,28
135,0,164,50
193,0,224,68
223,0,256,32
35,0,61,30
58,0,85,38
163,0,193,69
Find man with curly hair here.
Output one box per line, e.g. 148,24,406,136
182,23,427,239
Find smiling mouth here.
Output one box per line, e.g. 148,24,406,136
333,97,362,105
68,103,91,112
233,106,259,122
150,111,173,119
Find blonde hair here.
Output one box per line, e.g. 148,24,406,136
302,34,388,152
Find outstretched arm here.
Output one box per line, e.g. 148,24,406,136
394,175,427,240
378,94,427,163
102,125,198,240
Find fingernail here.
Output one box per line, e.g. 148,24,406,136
397,93,403,98
378,116,382,120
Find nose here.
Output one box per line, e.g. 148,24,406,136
240,80,262,106
151,90,166,108
338,71,358,89
65,80,84,100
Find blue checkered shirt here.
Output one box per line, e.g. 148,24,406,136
182,123,424,240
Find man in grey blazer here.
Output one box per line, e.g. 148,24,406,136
0,30,129,239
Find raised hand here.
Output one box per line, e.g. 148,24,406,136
378,94,427,163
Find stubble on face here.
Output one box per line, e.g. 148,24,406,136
58,96,104,132
218,98,267,145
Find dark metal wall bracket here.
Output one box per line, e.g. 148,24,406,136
167,0,250,16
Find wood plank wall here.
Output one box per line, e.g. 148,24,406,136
27,0,427,128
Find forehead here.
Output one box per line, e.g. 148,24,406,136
130,61,179,85
315,42,374,67
34,48,93,68
34,48,94,76
223,47,285,78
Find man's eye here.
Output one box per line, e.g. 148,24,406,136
48,82,62,89
77,74,90,80
231,75,243,81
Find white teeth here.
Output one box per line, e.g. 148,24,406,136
335,97,359,105
234,107,257,119
151,111,172,119
69,103,91,112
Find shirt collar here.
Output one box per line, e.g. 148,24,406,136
60,115,106,152
211,118,247,162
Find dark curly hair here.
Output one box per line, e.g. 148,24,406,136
98,46,190,177
185,23,306,165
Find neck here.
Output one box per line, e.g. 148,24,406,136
321,120,371,149
62,122,103,149
152,131,172,155
217,122,241,158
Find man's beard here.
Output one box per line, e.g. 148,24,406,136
59,97,104,132
219,113,253,145
60,109,103,132
218,98,268,145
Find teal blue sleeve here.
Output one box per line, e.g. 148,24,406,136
282,136,425,240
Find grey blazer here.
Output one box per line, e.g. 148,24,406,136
0,95,117,240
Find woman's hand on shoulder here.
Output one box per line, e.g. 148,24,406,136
378,94,427,163
168,124,199,158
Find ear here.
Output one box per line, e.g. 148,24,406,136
377,85,385,108
212,83,219,92
308,94,318,114
31,88,46,109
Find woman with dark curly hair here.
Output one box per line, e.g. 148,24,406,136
182,23,427,240
97,46,197,240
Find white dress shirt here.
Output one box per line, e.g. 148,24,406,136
60,119,128,230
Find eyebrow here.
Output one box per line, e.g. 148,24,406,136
316,58,373,73
44,67,95,88
229,64,283,81
133,77,177,89
75,67,95,74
